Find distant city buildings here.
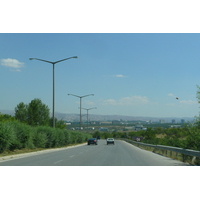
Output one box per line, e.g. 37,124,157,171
159,119,165,123
124,125,147,131
112,120,122,125
99,127,109,131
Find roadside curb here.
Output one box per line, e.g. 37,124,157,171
0,143,86,162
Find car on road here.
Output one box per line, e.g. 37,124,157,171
87,138,98,145
107,138,115,145
97,136,100,140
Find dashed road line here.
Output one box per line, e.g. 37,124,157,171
54,160,63,164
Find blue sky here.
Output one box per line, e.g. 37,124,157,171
1,1,199,194
1,33,200,118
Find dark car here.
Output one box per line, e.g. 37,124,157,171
97,136,100,140
87,138,98,145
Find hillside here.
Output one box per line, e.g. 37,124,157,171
1,109,194,123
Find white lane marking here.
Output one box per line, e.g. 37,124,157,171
54,160,63,164
70,155,75,158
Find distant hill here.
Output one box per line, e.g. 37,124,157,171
54,113,194,123
54,112,194,123
0,110,15,116
0,109,194,123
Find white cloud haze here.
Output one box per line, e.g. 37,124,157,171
113,74,127,78
1,58,24,71
180,100,197,105
102,96,149,106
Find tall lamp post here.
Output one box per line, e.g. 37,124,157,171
81,107,97,129
29,56,78,128
68,94,94,130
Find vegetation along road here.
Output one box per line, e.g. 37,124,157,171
0,140,190,166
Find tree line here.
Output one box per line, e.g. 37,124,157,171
14,98,65,128
92,124,200,151
0,98,91,153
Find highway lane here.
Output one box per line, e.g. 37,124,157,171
0,140,190,166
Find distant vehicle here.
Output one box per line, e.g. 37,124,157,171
107,138,115,145
87,138,98,145
97,136,100,140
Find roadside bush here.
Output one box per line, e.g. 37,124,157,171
69,131,91,144
63,130,72,145
144,128,156,140
70,132,80,144
185,127,200,150
34,126,52,148
32,131,47,148
56,128,66,147
9,121,34,149
0,122,15,152
0,120,92,154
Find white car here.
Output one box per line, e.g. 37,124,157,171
107,138,115,145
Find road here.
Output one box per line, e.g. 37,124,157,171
0,139,190,166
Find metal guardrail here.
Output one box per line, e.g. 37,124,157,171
120,138,200,164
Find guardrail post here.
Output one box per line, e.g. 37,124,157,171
182,154,185,162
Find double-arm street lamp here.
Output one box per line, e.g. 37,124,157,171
29,56,78,128
68,94,94,130
81,107,97,129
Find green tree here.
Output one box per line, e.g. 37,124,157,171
27,98,50,126
0,113,15,122
92,131,101,138
15,102,28,123
144,128,156,141
195,85,200,128
49,117,66,129
185,127,200,150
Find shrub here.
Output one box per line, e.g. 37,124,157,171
0,120,92,154
63,130,72,145
33,126,49,148
0,122,15,152
185,127,200,150
56,128,66,147
9,121,34,149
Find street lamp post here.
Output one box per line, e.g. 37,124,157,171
68,94,94,130
29,56,78,128
81,107,97,129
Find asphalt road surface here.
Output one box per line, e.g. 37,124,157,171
0,140,190,166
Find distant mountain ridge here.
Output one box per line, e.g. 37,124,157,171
54,112,194,123
0,109,194,123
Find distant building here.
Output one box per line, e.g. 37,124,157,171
181,119,185,123
124,126,135,131
172,119,176,124
99,121,112,125
124,125,147,131
112,120,122,124
159,119,165,123
99,127,109,131
135,125,143,131
170,125,181,128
